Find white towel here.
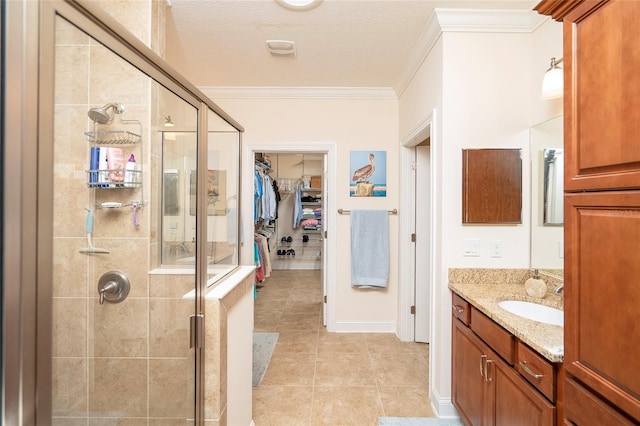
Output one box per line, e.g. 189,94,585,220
350,210,389,288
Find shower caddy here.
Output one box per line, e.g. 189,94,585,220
84,108,144,210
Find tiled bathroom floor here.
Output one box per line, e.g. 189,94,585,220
253,269,434,425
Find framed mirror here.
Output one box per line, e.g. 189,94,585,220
530,116,563,274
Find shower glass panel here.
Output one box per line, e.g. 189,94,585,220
160,110,240,282
206,108,240,281
52,15,198,423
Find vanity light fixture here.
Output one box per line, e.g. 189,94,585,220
266,40,296,57
164,115,175,127
541,57,564,100
275,0,322,11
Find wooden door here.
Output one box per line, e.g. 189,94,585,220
564,192,640,422
487,352,555,426
562,0,640,192
453,318,488,426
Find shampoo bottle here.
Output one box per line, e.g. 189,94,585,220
125,154,137,188
107,147,125,186
98,147,109,187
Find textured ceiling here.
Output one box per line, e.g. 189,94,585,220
164,0,537,89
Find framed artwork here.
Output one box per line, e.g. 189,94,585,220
349,150,387,197
190,169,227,215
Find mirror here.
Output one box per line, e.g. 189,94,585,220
543,148,564,225
530,116,564,274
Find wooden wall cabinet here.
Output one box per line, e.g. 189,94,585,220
536,0,640,424
462,148,522,224
452,297,557,426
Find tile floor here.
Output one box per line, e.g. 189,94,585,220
253,269,434,425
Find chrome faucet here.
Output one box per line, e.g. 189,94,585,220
554,283,564,294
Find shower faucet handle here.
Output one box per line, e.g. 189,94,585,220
98,271,130,305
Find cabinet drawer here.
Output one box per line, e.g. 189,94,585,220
452,293,470,326
471,307,514,364
517,341,555,402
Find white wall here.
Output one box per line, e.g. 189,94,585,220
208,96,400,330
398,14,563,417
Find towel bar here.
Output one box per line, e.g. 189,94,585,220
338,208,397,215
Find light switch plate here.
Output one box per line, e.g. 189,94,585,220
463,239,480,256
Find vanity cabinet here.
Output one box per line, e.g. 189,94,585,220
452,294,557,426
535,0,640,423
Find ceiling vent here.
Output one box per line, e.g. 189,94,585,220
266,40,296,57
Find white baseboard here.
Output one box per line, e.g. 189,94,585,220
430,386,460,418
333,321,397,333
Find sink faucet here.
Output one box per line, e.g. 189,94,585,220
554,283,564,294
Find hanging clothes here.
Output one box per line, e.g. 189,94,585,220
292,183,303,229
254,170,263,222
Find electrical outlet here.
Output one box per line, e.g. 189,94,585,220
490,240,503,257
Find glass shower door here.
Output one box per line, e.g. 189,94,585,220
51,14,199,423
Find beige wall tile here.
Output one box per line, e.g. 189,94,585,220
88,358,147,417
89,417,149,425
88,298,148,357
55,45,89,105
53,298,87,357
150,274,196,298
53,238,90,296
55,15,90,46
149,298,191,357
149,358,190,418
89,239,149,298
53,171,92,238
89,45,150,107
55,104,91,166
52,418,87,426
52,358,87,417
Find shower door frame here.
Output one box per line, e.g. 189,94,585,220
2,0,244,423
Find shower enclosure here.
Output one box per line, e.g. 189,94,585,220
2,1,243,423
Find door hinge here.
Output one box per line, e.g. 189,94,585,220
411,160,417,171
324,295,327,303
411,305,416,315
190,314,204,349
411,233,416,242
324,230,327,239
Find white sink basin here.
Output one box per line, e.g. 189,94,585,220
498,300,564,327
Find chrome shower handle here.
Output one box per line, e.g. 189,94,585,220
98,271,130,305
99,281,119,305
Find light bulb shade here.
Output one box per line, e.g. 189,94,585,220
541,67,563,99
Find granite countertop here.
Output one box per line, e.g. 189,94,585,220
448,270,564,363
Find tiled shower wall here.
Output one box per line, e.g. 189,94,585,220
50,2,197,423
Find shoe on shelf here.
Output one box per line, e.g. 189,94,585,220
303,235,309,242
286,236,293,243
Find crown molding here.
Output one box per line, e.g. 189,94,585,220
199,86,398,100
394,8,547,96
435,8,547,33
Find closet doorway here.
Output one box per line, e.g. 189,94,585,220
249,145,335,329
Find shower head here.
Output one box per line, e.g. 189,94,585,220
87,103,125,124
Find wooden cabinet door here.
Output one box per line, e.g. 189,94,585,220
487,353,555,426
561,0,640,191
564,192,640,423
453,318,488,426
